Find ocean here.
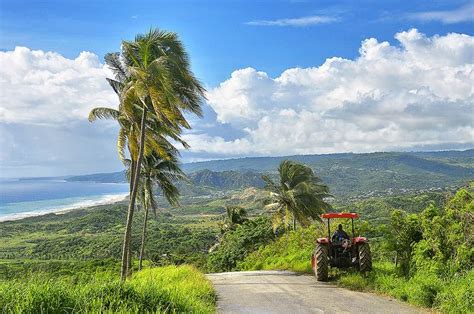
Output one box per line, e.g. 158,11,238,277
0,178,129,222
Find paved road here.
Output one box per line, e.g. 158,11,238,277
207,271,423,314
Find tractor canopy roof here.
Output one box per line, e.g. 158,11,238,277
321,213,359,219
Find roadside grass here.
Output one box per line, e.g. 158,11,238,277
238,228,473,313
0,265,216,313
238,225,320,274
333,264,473,312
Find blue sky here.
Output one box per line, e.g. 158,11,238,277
0,0,473,177
2,0,473,85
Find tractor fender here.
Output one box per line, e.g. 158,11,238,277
317,238,329,244
353,236,368,244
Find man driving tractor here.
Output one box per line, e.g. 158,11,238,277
312,213,372,281
332,224,349,242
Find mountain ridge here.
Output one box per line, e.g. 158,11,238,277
65,150,473,197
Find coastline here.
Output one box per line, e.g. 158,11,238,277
0,193,129,223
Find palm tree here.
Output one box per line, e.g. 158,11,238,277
89,29,205,280
135,153,186,270
89,52,186,278
262,160,332,231
220,206,248,234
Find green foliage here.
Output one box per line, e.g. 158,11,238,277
0,265,216,313
343,192,447,225
207,217,275,272
0,259,120,281
239,185,474,312
219,206,248,234
434,269,474,313
0,203,218,270
239,225,324,273
384,210,423,276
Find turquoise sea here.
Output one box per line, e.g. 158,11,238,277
0,178,129,221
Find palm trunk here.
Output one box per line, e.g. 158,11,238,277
129,160,135,197
120,106,148,281
138,204,149,270
126,160,136,277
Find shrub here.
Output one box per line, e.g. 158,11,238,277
207,217,275,272
434,269,474,313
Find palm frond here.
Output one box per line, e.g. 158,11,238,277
88,107,120,122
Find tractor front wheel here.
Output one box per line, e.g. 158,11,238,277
312,243,328,281
358,243,372,272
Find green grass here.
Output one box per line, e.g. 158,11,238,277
0,265,216,313
333,263,473,312
238,226,322,274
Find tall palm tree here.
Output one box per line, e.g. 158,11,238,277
262,160,332,231
90,29,205,280
89,52,186,278
135,153,186,270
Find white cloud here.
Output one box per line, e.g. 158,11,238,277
0,47,117,124
246,15,339,27
202,29,474,156
408,2,474,24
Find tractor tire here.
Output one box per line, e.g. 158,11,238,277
312,243,328,281
358,242,372,272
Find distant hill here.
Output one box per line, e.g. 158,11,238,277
66,169,264,190
181,150,474,172
187,169,264,189
66,171,127,183
66,150,474,197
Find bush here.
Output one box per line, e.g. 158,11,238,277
207,217,275,272
434,269,474,313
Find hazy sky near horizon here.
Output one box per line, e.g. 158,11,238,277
0,0,473,177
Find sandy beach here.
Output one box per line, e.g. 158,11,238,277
0,193,128,222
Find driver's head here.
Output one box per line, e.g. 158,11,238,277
338,224,343,230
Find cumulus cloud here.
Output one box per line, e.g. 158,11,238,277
0,47,122,177
0,47,117,124
246,15,339,27
202,29,474,156
408,2,474,24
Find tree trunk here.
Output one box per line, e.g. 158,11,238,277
120,106,148,281
138,204,149,271
129,160,135,198
293,217,297,231
125,160,136,277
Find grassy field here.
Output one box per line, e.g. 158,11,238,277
0,265,216,313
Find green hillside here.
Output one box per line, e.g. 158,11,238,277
67,150,473,198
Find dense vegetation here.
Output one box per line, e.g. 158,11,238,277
0,203,218,269
207,217,275,272
236,184,473,312
0,265,216,313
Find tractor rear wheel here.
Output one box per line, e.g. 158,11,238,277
358,243,372,272
312,243,328,281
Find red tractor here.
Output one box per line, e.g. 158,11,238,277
311,213,372,281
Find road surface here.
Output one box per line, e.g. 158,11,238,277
207,271,423,314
